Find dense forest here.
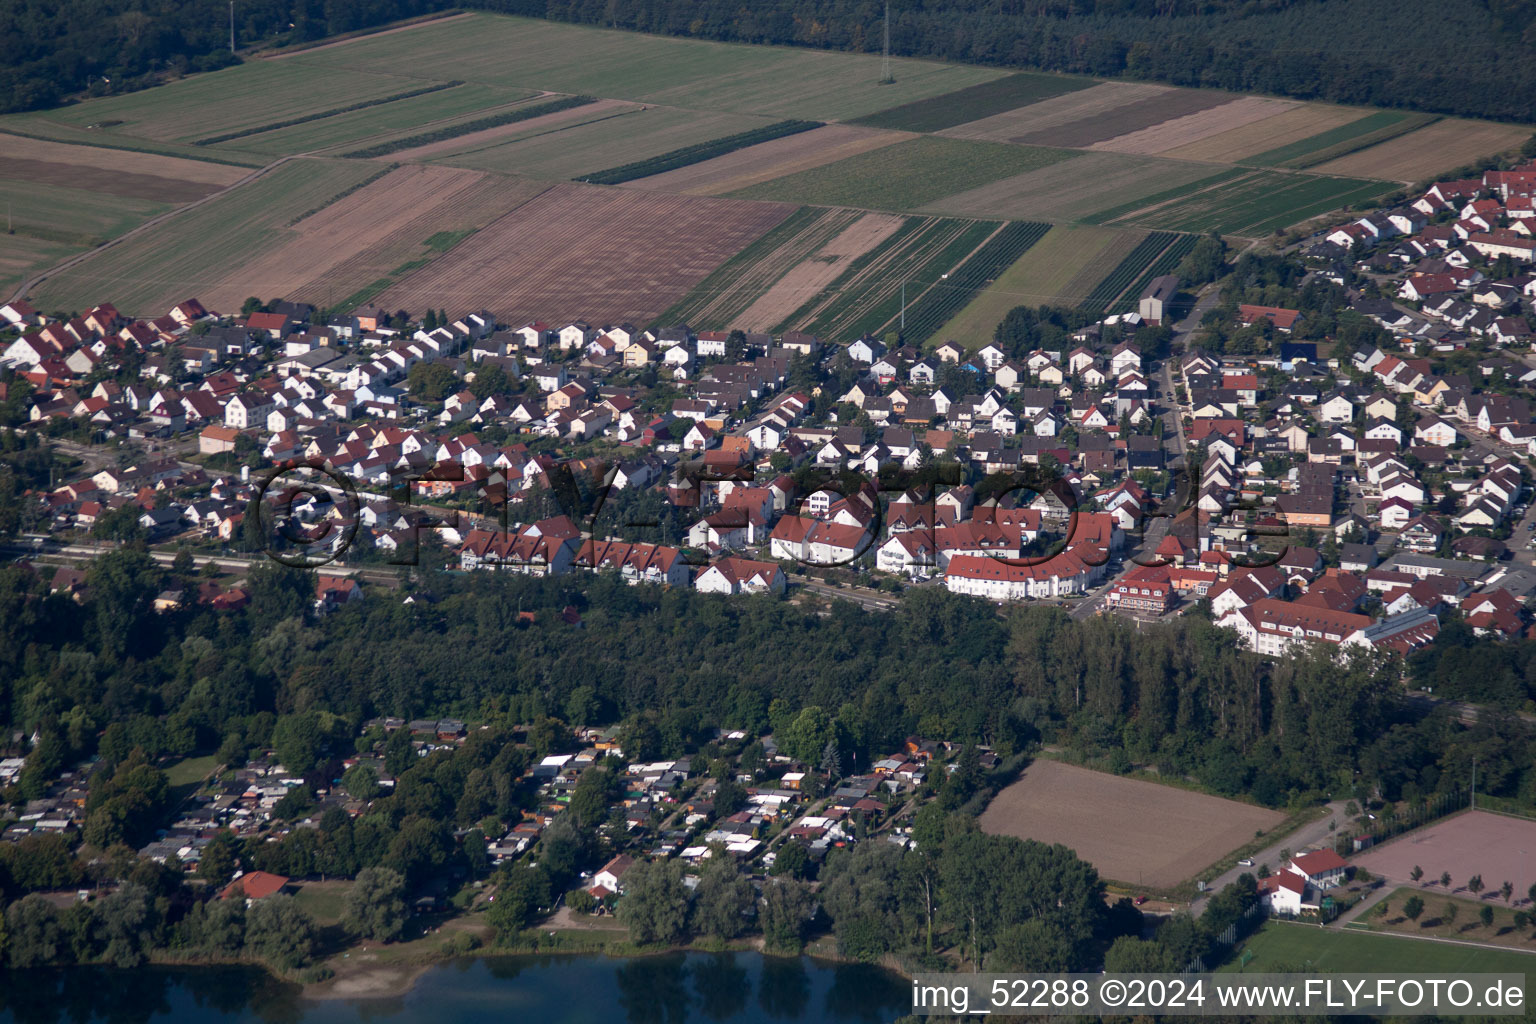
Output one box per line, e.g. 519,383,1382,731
3,551,1532,818
9,0,1536,120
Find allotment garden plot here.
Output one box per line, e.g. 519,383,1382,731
979,759,1283,888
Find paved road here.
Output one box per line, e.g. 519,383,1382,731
9,538,407,587
1192,800,1349,917
796,578,901,612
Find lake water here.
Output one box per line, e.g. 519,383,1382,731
0,953,912,1024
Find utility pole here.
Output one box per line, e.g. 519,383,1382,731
881,1,893,84
230,1,236,54
1471,755,1476,810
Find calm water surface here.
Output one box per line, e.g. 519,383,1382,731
0,953,911,1024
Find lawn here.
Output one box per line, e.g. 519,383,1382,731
1225,920,1536,977
730,136,1080,211
277,13,1007,122
163,753,220,791
850,72,1094,132
932,225,1147,346
1362,886,1536,954
31,158,381,314
291,879,353,926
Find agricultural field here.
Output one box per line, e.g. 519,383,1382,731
1099,169,1390,237
891,221,1051,346
1310,117,1535,181
1241,110,1428,168
204,83,537,159
275,13,1007,122
0,134,249,190
920,151,1224,224
933,225,1148,346
3,62,415,145
1106,234,1197,315
730,136,1079,211
850,73,1092,132
428,105,773,181
29,158,384,314
979,759,1283,888
1089,96,1300,156
937,82,1173,144
0,179,172,247
1225,920,1536,978
375,184,797,326
1079,231,1185,315
624,124,911,196
208,165,551,315
784,217,1002,340
1159,104,1369,163
0,236,75,299
1351,810,1536,896
653,208,906,332
382,98,633,162
1010,88,1235,149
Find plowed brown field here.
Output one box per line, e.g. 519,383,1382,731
376,183,796,324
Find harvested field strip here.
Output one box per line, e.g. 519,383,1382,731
1080,167,1248,225
730,136,1079,211
937,82,1171,143
373,184,797,326
1079,232,1179,315
383,99,637,162
932,226,1144,346
1089,97,1300,156
1125,171,1388,236
345,95,597,158
30,159,382,314
1310,118,1535,181
979,759,1283,889
0,122,264,167
896,221,1051,345
1108,234,1197,315
789,218,1000,340
921,151,1223,224
0,156,225,204
430,106,771,181
26,62,419,144
1158,104,1366,163
1015,89,1233,148
585,120,821,185
650,207,858,329
0,134,248,186
624,124,909,196
1245,110,1420,167
192,81,464,145
850,73,1092,132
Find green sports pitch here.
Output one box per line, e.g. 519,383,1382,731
1224,921,1536,979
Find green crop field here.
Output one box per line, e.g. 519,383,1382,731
932,225,1145,346
278,13,1007,122
431,106,772,181
0,179,172,247
1078,167,1248,225
205,84,536,159
731,136,1079,211
1079,231,1181,314
1112,170,1389,236
1247,111,1433,168
7,62,416,145
1224,921,1536,978
787,217,1001,340
895,221,1051,345
31,158,379,314
851,73,1094,132
1108,233,1197,314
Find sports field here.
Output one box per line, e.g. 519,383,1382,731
1352,810,1536,897
731,136,1079,211
932,225,1146,345
1225,921,1536,977
979,759,1283,888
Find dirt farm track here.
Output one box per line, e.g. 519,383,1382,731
979,759,1284,888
